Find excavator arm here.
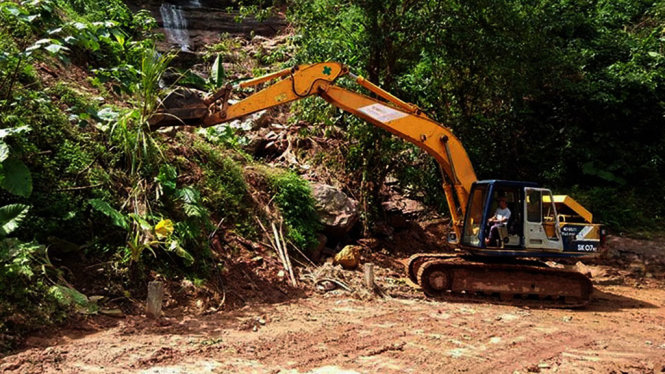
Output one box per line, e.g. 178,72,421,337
152,62,477,238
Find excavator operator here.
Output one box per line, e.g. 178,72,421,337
485,196,511,246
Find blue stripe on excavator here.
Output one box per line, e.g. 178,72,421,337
466,249,595,258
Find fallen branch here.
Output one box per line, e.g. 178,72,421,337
256,216,298,287
287,239,317,267
279,221,297,287
256,217,279,252
56,183,103,192
271,222,287,267
208,217,225,240
315,278,353,292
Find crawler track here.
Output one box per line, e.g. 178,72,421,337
407,254,593,308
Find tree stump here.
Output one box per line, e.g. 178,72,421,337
364,263,375,291
146,281,164,319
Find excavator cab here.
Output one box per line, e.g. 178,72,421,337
461,180,533,249
460,180,602,258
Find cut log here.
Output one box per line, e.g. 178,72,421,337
364,263,375,291
146,281,164,319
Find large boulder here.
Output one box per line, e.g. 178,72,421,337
227,109,271,131
150,87,208,127
311,183,359,240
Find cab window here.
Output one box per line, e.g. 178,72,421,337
526,189,542,222
462,185,488,246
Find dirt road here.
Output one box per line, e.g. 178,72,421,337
2,273,664,374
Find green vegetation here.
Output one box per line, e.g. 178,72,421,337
288,0,665,231
0,0,246,347
267,170,320,251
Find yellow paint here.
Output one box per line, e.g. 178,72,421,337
545,195,593,223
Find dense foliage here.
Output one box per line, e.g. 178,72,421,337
1,0,663,353
288,0,665,230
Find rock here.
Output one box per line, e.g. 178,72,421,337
310,234,327,262
317,280,336,291
251,35,271,44
244,127,270,155
228,110,270,131
629,261,646,276
333,245,361,270
181,279,194,290
382,196,426,217
150,87,208,126
497,313,519,322
372,221,394,238
312,183,359,240
575,261,592,277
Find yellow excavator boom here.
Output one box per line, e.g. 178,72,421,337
172,62,478,238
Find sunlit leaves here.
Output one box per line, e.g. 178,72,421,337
0,204,30,237
210,54,225,88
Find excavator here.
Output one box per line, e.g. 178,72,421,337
151,62,605,307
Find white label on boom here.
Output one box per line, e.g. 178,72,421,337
358,103,408,123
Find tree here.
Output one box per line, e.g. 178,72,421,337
289,0,665,230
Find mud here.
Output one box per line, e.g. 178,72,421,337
2,255,664,374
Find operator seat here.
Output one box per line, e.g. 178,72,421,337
498,202,521,247
507,202,521,236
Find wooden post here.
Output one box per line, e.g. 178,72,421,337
364,263,375,291
146,281,164,319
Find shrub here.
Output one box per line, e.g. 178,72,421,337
0,239,63,352
267,170,320,251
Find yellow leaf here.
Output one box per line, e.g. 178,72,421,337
154,219,174,239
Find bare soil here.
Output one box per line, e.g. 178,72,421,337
2,235,665,374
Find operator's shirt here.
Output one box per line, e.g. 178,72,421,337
494,207,511,225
